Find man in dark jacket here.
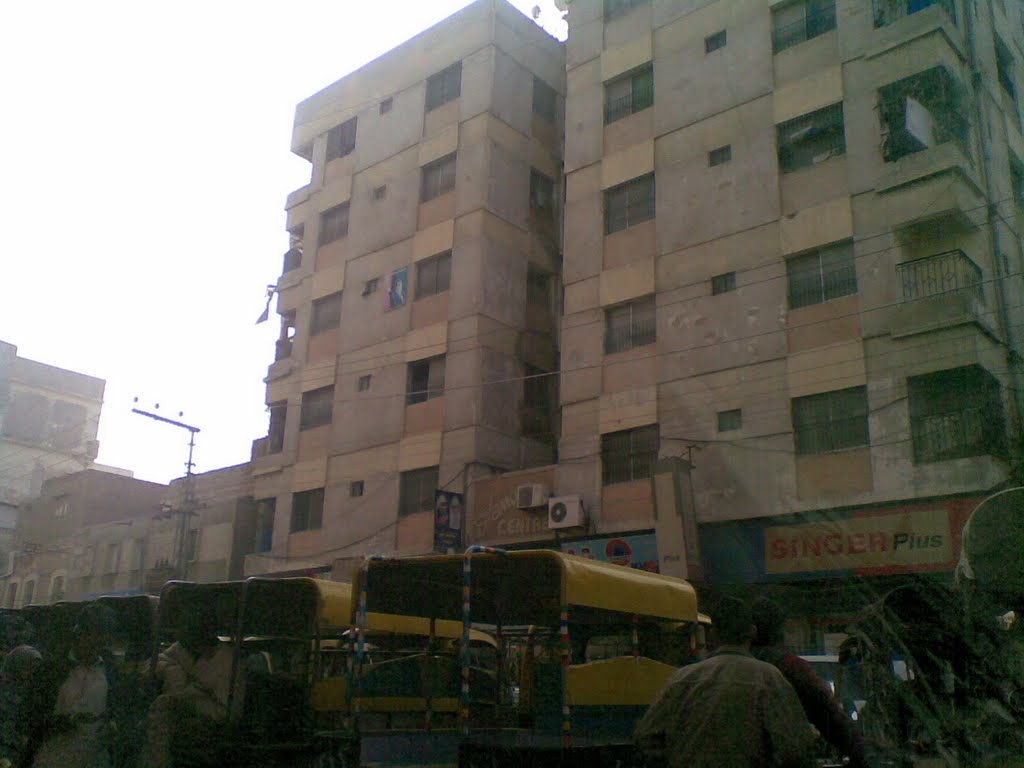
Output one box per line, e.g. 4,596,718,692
634,597,814,768
751,597,867,768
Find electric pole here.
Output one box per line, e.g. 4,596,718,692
132,401,201,580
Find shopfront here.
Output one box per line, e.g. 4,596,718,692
698,494,985,652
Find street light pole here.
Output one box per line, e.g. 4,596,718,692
132,404,201,580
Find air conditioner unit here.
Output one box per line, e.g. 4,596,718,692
516,484,548,509
548,495,584,530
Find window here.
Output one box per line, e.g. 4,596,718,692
709,145,732,166
772,0,837,53
777,103,846,173
421,153,457,202
185,529,199,562
254,498,275,553
300,386,334,430
426,62,462,111
787,240,857,309
106,542,121,574
604,173,655,234
605,0,648,21
712,272,736,295
527,264,552,307
908,366,1006,463
705,30,727,53
407,356,446,405
49,576,65,602
357,374,372,392
717,409,742,432
326,117,357,161
362,277,379,296
792,386,869,454
415,251,452,299
604,65,654,124
267,401,286,454
283,227,303,273
522,365,555,439
350,480,365,498
601,424,659,485
373,185,387,200
879,67,967,162
605,296,656,354
318,202,350,245
291,488,324,533
399,466,439,518
5,584,15,609
310,292,342,335
54,499,70,519
533,76,556,122
379,97,393,114
276,312,296,361
530,168,556,215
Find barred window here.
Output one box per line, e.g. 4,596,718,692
604,65,653,124
772,0,836,54
605,296,656,354
777,103,846,173
908,366,1006,464
604,173,655,234
712,272,736,295
416,251,452,299
426,62,462,112
310,292,342,336
601,425,659,485
787,240,857,309
717,409,742,432
326,117,357,161
407,356,446,405
300,386,334,431
792,386,869,454
399,466,438,518
533,76,556,122
421,154,457,202
291,488,324,533
318,202,350,246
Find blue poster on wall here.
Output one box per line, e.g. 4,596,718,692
561,533,659,572
387,267,408,310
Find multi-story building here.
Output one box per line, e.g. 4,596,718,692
543,0,1024,648
0,340,105,570
248,0,565,576
0,469,166,606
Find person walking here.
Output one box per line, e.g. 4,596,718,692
634,596,815,768
750,597,867,768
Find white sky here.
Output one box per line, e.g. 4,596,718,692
0,0,566,485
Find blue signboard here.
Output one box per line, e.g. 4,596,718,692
561,533,659,572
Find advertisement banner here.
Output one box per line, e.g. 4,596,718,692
434,490,463,554
561,533,659,573
387,268,408,310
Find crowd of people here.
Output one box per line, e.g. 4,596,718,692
0,604,236,768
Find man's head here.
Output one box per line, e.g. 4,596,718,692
714,596,756,647
751,596,785,648
3,644,41,684
176,602,221,657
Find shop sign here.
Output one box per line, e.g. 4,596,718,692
561,533,659,572
469,468,554,545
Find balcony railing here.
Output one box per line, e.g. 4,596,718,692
604,82,653,124
773,6,838,53
911,406,1004,463
274,337,293,361
873,0,955,28
896,250,983,304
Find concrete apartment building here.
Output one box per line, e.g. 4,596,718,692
0,340,104,570
545,0,1024,644
248,0,565,576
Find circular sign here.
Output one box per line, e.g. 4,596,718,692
605,538,632,566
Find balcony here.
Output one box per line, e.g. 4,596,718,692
604,81,653,125
274,337,293,362
873,0,955,28
911,407,1004,463
890,250,988,337
773,5,837,54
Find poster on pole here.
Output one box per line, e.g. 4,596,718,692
434,490,464,554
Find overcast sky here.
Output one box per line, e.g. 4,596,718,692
0,0,566,485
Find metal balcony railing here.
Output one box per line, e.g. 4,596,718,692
873,0,955,28
896,250,983,304
773,5,838,53
794,415,870,455
604,81,654,124
911,406,1004,463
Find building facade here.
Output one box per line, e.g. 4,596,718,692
0,340,105,571
248,0,566,575
544,0,1024,647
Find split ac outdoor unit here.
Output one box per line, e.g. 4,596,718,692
548,495,584,530
516,484,548,509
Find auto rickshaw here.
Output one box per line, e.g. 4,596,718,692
347,548,701,768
